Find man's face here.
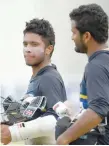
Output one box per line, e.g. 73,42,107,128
71,20,87,53
23,32,46,66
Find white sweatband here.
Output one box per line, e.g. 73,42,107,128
9,115,56,142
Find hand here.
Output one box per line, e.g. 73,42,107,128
1,124,12,145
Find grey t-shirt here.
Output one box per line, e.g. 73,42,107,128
80,50,109,145
26,64,67,118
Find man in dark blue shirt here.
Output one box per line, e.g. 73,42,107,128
1,18,67,145
56,4,109,145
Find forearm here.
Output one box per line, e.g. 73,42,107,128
57,108,102,145
9,115,56,142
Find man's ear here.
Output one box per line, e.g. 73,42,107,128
45,45,54,56
83,32,91,44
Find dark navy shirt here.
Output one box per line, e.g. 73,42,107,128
80,50,109,145
26,64,67,118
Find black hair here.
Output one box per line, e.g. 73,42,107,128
69,4,109,43
23,18,55,57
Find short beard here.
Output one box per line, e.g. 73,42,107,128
75,41,87,54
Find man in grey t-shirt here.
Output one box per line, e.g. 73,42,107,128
1,18,67,145
56,4,109,145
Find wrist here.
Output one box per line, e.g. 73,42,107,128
9,124,21,142
57,135,69,145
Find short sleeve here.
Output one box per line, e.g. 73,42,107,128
86,64,109,118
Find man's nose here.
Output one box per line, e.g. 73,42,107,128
24,46,32,53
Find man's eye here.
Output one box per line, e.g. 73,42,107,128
23,42,28,47
72,31,76,34
31,42,38,47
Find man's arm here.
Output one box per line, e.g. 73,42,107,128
57,64,109,145
1,115,57,145
56,108,102,145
